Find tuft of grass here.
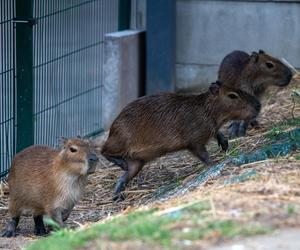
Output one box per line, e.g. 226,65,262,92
27,202,271,250
265,117,300,140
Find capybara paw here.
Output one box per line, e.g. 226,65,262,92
113,192,126,202
218,137,229,151
1,229,16,238
34,226,47,236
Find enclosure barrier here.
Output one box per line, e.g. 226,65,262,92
0,0,127,180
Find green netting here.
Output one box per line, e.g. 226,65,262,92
156,128,300,200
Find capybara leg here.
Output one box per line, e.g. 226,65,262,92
250,119,260,129
216,131,228,151
49,208,64,228
228,121,240,139
190,144,213,165
104,155,128,171
238,121,249,137
114,160,144,200
1,217,19,237
62,208,73,222
33,215,47,236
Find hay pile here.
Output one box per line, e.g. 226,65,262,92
0,74,299,237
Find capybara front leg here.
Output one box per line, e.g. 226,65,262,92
190,144,213,166
33,215,47,236
216,131,228,151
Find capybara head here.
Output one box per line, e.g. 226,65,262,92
245,50,292,89
209,81,261,123
59,137,98,175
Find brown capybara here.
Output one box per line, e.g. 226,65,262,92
218,50,292,138
101,81,261,199
1,137,98,237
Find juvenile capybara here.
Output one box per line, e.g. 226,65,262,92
218,50,292,138
1,137,98,237
101,81,261,199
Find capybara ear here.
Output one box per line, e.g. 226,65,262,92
209,82,220,95
250,52,259,63
258,49,265,54
58,137,68,147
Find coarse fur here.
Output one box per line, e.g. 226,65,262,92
1,138,98,237
218,50,292,138
101,82,261,199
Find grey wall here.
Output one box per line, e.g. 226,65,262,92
176,0,300,92
131,0,300,92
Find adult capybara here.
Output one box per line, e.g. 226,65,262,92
1,137,98,237
101,81,261,199
218,50,292,138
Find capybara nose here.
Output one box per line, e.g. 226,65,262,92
88,153,98,162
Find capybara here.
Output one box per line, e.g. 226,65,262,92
218,50,292,138
1,137,98,237
101,81,261,199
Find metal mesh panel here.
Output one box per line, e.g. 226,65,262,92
0,0,16,180
0,0,119,179
33,0,118,146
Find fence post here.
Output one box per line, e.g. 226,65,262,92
118,0,131,30
15,0,34,152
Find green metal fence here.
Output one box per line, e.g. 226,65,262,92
0,0,121,180
0,0,16,180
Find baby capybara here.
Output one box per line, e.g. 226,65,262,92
218,50,292,138
101,81,261,198
1,137,98,237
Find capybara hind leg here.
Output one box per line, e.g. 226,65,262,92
1,217,19,237
33,215,47,236
190,144,213,165
114,160,144,200
216,131,228,151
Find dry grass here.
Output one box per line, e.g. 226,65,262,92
0,75,299,243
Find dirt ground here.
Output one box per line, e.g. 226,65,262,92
0,75,299,249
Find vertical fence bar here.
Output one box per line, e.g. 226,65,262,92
15,0,34,152
118,0,131,30
146,0,176,94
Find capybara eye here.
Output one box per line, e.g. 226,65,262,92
228,93,239,99
266,62,274,69
69,147,77,153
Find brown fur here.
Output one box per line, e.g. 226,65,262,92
101,82,261,198
2,138,98,237
218,50,292,98
218,50,292,138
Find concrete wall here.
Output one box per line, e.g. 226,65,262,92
102,30,145,129
131,0,300,92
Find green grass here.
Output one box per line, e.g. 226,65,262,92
27,202,271,250
265,117,300,140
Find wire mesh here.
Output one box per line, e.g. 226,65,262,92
0,0,119,180
0,0,16,180
33,0,118,146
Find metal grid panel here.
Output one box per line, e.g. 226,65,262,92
0,0,16,180
33,0,118,146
